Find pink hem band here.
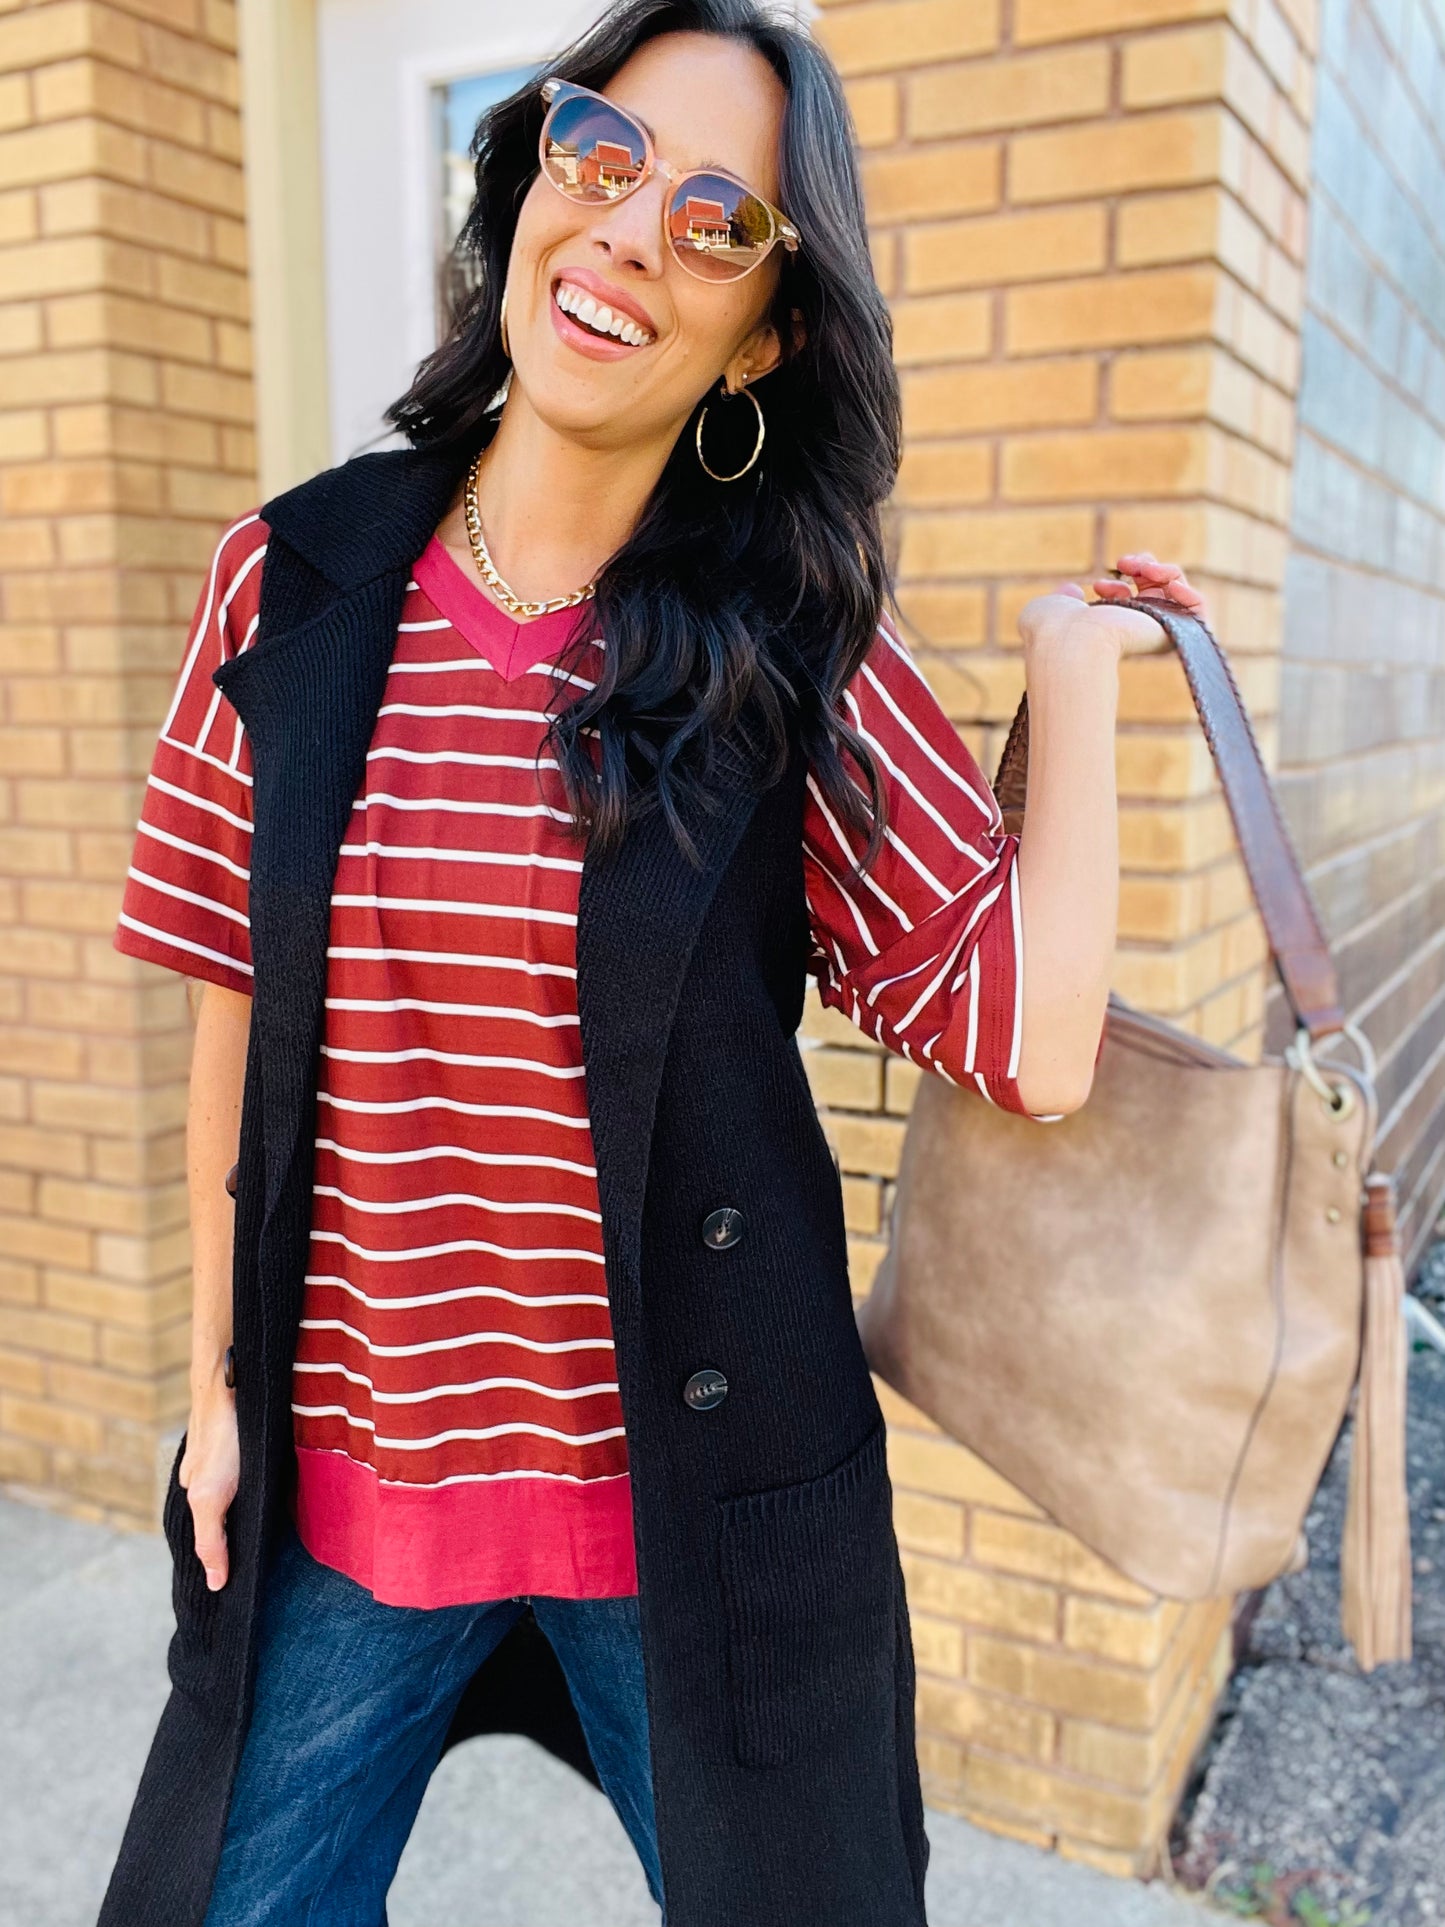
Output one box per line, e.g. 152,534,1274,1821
292,1447,639,1606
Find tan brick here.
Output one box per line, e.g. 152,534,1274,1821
828,1112,907,1177
895,440,992,506
1003,426,1207,500
1118,872,1205,942
893,1488,965,1558
0,1344,46,1395
889,291,992,366
0,1259,39,1305
904,204,1107,294
1006,269,1217,354
888,1432,1044,1514
46,1360,166,1422
892,586,988,648
155,252,248,320
803,1043,884,1110
970,1633,1161,1728
49,1449,158,1517
969,1512,1155,1605
100,1318,192,1376
0,1202,91,1270
1122,21,1230,105
899,509,1094,579
844,73,900,147
1064,1595,1189,1668
1,1391,104,1453
818,0,1002,76
862,143,1001,223
902,1550,1061,1641
0,1300,96,1360
0,303,44,353
840,1174,882,1235
1110,345,1215,418
0,184,37,242
1016,0,1230,44
916,652,1027,723
909,1612,965,1676
0,409,47,459
43,1268,189,1329
905,360,1094,439
885,1055,921,1113
147,136,244,217
964,1749,1153,1848
0,1433,50,1484
1057,1836,1151,1877
917,1676,1056,1759
1116,185,1227,267
908,45,1110,137
1011,109,1223,204
847,1235,886,1295
0,2,93,72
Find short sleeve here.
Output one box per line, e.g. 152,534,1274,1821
804,617,1034,1115
114,514,269,996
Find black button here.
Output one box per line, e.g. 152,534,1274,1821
701,1207,744,1250
683,1368,728,1412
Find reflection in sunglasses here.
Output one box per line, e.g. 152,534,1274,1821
544,101,646,202
540,80,794,283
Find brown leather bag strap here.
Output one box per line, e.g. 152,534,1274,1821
993,595,1345,1041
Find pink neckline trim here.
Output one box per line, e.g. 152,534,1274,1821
413,536,592,683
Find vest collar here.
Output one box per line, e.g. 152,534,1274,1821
261,440,478,591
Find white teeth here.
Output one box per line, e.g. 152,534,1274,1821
553,281,653,345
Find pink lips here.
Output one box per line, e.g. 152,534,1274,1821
549,296,644,361
547,269,657,362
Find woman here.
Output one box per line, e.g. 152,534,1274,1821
101,2,1207,1923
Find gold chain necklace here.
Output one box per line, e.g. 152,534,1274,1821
464,453,597,620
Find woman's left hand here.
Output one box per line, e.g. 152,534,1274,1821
1019,552,1210,661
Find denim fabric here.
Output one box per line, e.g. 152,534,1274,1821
201,1523,663,1927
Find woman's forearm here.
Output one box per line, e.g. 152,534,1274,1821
1014,627,1121,1118
187,982,251,1401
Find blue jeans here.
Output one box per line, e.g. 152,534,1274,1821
202,1522,663,1926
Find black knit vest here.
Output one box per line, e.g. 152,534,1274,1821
99,444,930,1927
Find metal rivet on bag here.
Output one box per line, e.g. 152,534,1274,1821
1325,1206,1342,1225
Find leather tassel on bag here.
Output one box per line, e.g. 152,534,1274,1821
1341,1173,1413,1670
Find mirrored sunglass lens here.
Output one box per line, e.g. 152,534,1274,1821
668,173,776,279
542,96,647,202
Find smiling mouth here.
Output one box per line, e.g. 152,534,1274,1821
553,279,655,347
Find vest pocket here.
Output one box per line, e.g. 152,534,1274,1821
160,1431,222,1677
717,1420,897,1769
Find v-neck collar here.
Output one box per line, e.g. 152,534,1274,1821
413,535,594,683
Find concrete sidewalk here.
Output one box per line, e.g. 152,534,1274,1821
0,1494,1211,1927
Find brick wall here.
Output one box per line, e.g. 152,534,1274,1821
815,0,1318,1872
1275,0,1445,1264
0,0,254,1521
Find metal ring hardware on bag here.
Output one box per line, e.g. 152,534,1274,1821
1287,1020,1377,1120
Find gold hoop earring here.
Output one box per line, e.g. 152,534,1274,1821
696,379,765,483
499,288,511,360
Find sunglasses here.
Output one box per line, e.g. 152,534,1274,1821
538,77,801,283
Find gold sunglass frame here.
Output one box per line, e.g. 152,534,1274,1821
537,76,801,282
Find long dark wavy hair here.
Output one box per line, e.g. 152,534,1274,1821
386,0,900,864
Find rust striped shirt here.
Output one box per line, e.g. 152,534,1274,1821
116,514,1028,1606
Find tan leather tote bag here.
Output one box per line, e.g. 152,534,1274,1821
857,598,1412,1669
